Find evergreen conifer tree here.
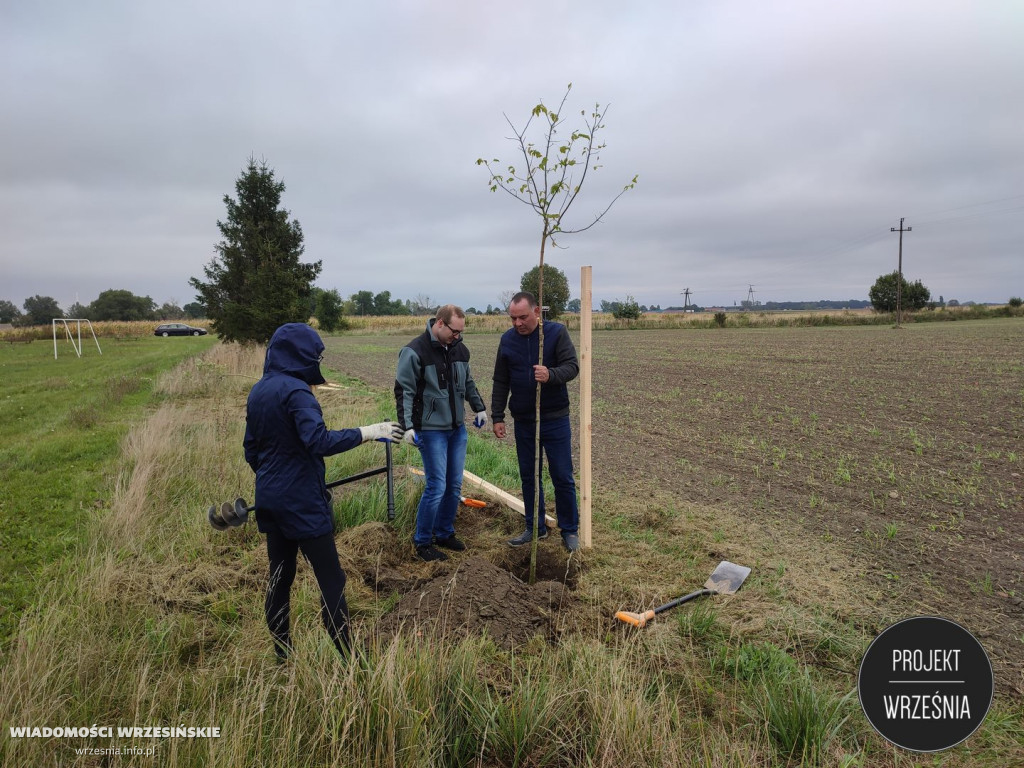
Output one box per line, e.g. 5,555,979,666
190,158,320,343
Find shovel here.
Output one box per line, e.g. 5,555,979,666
615,560,751,628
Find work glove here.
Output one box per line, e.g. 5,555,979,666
473,411,488,429
402,429,421,447
358,421,403,443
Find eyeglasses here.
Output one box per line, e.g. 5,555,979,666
444,323,463,338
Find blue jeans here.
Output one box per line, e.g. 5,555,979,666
513,416,578,535
413,426,467,546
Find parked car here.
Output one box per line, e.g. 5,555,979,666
154,323,208,337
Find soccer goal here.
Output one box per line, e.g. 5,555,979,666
53,318,102,359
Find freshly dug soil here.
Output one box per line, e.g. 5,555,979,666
376,556,567,650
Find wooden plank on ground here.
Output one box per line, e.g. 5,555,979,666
409,466,555,526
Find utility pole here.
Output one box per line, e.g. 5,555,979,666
682,288,692,310
890,218,911,327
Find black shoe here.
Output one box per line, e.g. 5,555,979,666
434,535,466,552
507,529,548,547
415,544,448,562
562,533,580,553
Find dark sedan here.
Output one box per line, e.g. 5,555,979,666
154,323,208,337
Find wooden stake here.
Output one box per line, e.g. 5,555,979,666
580,265,593,548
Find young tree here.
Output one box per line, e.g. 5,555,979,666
190,158,320,344
496,290,516,313
21,295,63,325
612,296,642,320
520,264,570,318
869,272,931,313
478,84,636,580
315,288,346,332
411,294,435,315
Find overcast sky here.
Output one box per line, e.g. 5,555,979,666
3,1,1022,313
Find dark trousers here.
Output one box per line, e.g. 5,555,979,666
513,416,579,535
265,531,349,659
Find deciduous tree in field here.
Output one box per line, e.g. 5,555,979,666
869,271,931,313
314,288,346,332
21,295,63,325
520,264,570,319
0,299,24,324
89,289,156,321
157,301,185,320
190,158,320,344
66,302,91,319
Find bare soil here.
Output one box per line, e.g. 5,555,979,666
326,319,1024,696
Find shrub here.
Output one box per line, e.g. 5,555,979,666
1009,297,1023,308
714,312,727,328
611,296,642,320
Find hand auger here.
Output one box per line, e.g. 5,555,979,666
208,442,395,529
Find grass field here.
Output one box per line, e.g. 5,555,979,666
0,333,216,644
1,319,1022,767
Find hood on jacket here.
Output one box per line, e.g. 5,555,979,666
263,323,327,385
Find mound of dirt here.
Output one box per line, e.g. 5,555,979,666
376,556,567,650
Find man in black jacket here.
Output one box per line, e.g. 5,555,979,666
395,305,487,561
491,292,581,552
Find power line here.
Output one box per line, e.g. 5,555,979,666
908,193,1024,222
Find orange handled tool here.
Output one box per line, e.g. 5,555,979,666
408,467,486,507
615,561,751,628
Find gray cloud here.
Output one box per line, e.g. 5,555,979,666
2,0,1021,314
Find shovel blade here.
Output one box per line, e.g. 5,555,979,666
703,561,751,595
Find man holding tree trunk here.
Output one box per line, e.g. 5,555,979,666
490,291,581,552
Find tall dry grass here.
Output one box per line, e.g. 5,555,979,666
0,341,784,767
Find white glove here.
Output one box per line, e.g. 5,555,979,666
473,411,488,429
358,421,403,443
402,429,421,447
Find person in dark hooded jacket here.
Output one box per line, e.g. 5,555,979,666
244,323,402,660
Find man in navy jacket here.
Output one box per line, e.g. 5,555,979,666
244,323,401,660
490,292,581,552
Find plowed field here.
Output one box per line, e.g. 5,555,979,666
326,318,1024,696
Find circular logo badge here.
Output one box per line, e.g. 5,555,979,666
858,616,993,752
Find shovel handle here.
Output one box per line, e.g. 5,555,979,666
616,588,714,629
653,588,713,615
615,609,656,628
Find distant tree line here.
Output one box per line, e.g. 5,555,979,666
0,292,205,326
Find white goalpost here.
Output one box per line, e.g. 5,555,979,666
53,319,102,359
